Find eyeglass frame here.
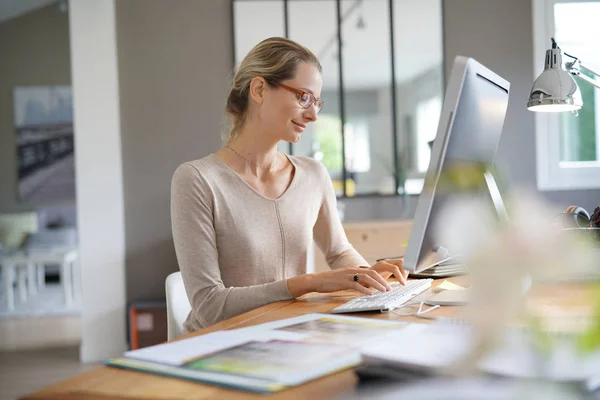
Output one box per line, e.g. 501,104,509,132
275,82,324,113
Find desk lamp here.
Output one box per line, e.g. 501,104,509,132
527,38,600,112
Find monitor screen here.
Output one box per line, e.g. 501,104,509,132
403,56,510,273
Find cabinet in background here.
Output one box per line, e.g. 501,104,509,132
314,220,413,273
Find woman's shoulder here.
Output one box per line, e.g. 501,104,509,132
172,154,222,185
288,155,327,176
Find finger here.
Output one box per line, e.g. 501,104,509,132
385,258,404,268
349,270,375,289
379,271,393,279
365,269,393,291
384,261,407,285
352,282,374,295
359,273,389,293
373,261,404,285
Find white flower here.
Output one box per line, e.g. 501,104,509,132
432,187,597,376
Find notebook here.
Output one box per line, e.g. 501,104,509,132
360,321,600,382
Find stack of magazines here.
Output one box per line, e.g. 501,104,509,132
107,313,410,394
108,313,600,393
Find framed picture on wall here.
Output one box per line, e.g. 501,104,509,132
13,86,75,204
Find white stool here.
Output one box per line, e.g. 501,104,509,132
2,247,79,312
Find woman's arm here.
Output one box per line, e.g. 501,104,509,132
171,163,292,329
310,163,408,287
312,163,370,269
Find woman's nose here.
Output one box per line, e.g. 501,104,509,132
304,105,318,122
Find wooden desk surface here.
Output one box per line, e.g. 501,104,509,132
23,277,595,400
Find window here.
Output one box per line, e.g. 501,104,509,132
312,115,371,196
233,0,444,197
533,0,600,190
344,120,371,174
415,96,442,173
313,114,343,174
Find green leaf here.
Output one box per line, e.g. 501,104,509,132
529,316,554,355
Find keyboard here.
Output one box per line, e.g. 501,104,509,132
331,279,433,313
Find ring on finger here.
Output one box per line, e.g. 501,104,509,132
353,274,359,282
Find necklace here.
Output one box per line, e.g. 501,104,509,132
225,145,279,170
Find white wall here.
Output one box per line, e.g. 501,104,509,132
69,0,233,362
69,0,127,362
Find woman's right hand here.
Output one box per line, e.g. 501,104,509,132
287,267,392,298
314,267,393,295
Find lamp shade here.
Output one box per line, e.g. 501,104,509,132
527,48,582,112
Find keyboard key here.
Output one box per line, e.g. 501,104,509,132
331,279,433,313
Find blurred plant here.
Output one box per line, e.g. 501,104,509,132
429,160,600,382
578,285,600,353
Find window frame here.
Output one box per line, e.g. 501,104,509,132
231,0,445,198
532,0,600,191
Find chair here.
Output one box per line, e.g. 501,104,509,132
24,227,79,293
165,271,191,340
0,212,38,311
2,247,79,312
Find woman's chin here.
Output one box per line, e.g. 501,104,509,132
282,133,301,143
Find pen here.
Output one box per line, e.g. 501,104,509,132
376,255,404,262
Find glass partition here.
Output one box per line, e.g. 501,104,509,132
232,0,444,197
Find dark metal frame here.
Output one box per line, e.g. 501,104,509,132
334,0,347,196
230,0,445,199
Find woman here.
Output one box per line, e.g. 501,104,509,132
171,37,407,333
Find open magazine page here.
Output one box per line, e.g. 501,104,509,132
236,313,411,348
183,339,359,385
123,329,308,366
275,316,410,346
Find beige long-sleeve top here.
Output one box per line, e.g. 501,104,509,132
170,153,369,332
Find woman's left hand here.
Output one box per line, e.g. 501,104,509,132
367,258,409,285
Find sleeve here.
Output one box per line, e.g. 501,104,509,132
312,163,370,270
170,163,292,330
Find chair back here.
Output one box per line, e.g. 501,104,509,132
165,271,191,340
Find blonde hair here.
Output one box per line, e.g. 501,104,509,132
224,37,322,143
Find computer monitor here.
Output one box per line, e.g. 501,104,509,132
403,56,510,273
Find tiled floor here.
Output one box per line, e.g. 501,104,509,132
0,315,81,351
0,281,82,351
0,346,100,400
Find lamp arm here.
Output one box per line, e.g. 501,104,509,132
574,72,600,90
580,62,600,79
566,59,600,89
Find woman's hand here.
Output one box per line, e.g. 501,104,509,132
286,258,408,298
368,258,408,285
312,267,393,295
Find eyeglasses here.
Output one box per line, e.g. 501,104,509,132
390,302,440,317
277,83,324,114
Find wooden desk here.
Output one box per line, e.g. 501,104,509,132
23,277,595,400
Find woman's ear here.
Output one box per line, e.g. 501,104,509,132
249,76,267,105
